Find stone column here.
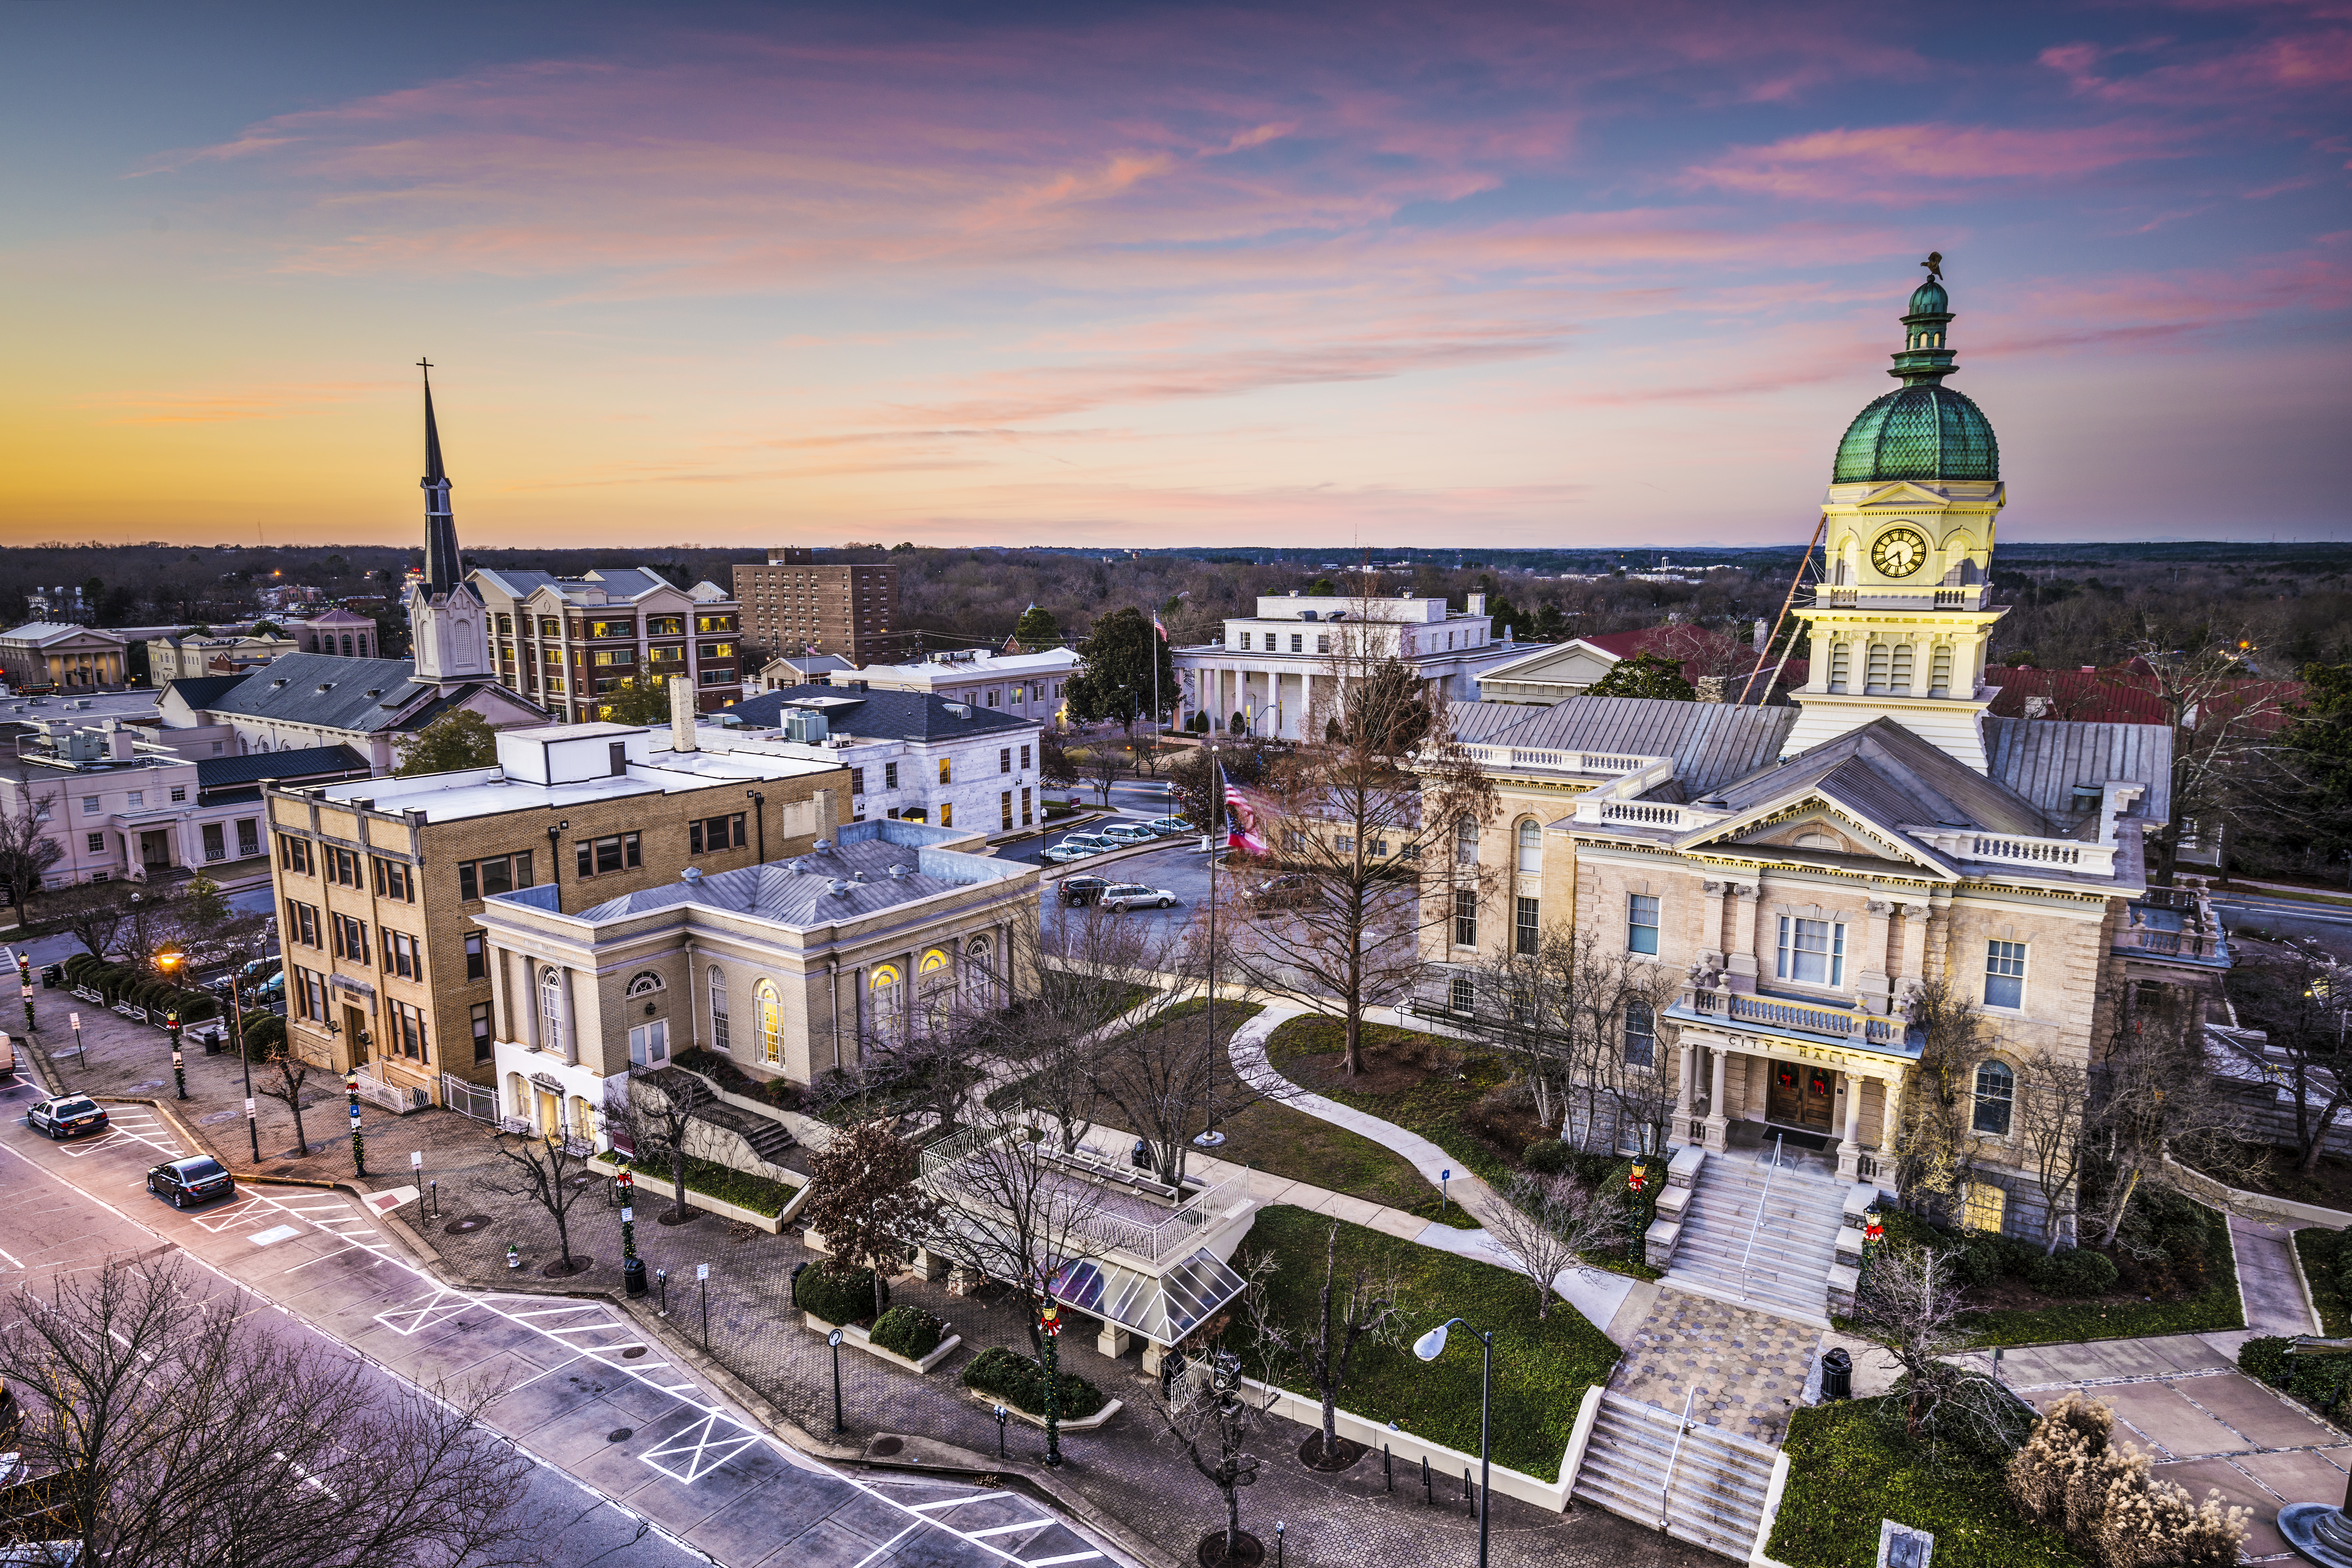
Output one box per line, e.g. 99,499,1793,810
1896,901,1930,1006
1859,899,1895,1013
1672,1040,1695,1145
1700,879,1729,967
1837,1072,1865,1181
1727,884,1763,989
1704,1046,1729,1153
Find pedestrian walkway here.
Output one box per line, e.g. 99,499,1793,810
2233,1214,2322,1338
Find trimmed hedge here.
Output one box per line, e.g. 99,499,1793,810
2241,1333,2352,1417
870,1306,946,1361
239,1013,286,1061
643,1153,793,1219
66,957,218,1022
794,1262,888,1327
2296,1226,2352,1335
673,1047,804,1114
959,1344,1107,1420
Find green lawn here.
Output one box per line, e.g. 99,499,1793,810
1769,1403,2084,1568
1225,1205,1620,1482
1953,1202,2241,1347
1264,1014,1518,1186
2298,1227,2352,1334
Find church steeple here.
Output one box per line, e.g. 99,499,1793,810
419,359,463,595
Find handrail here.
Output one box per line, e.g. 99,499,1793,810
1739,1134,1783,1302
1658,1382,1698,1529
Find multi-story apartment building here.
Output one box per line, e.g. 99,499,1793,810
1172,592,1527,740
844,647,1077,727
471,816,1035,1144
261,696,849,1109
470,566,743,720
720,686,1045,832
731,549,899,667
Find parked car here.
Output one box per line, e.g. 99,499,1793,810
1143,815,1194,836
1058,876,1112,907
1042,832,1119,864
26,1095,108,1140
146,1156,236,1209
1101,883,1178,912
1245,872,1314,908
1099,822,1159,846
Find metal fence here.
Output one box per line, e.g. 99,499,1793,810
440,1073,499,1123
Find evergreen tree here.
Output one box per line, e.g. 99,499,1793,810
1013,605,1060,645
1587,650,1694,701
393,710,498,776
1066,606,1176,730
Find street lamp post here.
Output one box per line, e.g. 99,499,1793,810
1414,1317,1495,1568
346,1073,367,1176
1040,1301,1064,1468
228,964,259,1163
827,1327,846,1436
618,1166,646,1297
157,950,187,1099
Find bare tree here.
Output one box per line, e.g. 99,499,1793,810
483,1131,602,1276
47,878,134,961
1247,1222,1403,1461
1857,1243,2032,1453
0,785,64,932
1237,636,1497,1076
2083,980,2251,1246
914,1108,1107,1362
974,899,1165,1152
255,1042,316,1158
2013,1050,2090,1254
1088,973,1270,1193
0,1254,534,1568
2228,942,2352,1175
799,1119,940,1321
1079,737,1124,807
1150,1349,1281,1564
602,1070,725,1224
2125,629,2296,884
1482,1171,1628,1321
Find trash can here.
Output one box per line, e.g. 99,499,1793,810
1820,1346,1853,1401
1131,1138,1151,1170
39,963,60,989
624,1257,648,1298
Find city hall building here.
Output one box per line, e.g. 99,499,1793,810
1428,267,2221,1262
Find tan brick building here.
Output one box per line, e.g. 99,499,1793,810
732,549,899,667
263,697,848,1109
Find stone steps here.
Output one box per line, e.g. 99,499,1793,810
1662,1159,1847,1319
1572,1391,1777,1558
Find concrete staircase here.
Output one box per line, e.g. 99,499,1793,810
1572,1391,1778,1559
1661,1154,1847,1322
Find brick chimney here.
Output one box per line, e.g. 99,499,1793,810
815,787,839,844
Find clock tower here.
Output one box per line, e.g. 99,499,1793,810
1780,259,2009,772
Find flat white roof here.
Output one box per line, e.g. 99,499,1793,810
312,743,839,824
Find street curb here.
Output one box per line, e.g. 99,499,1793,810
859,1435,1181,1568
14,1022,63,1096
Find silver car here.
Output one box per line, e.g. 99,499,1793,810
1100,883,1177,912
1099,822,1159,846
1042,832,1119,864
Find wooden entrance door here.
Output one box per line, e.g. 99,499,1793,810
343,1004,370,1065
138,830,171,873
1764,1062,1835,1131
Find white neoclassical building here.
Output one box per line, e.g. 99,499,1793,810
1173,591,1530,740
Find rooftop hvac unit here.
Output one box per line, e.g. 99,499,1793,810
782,707,830,744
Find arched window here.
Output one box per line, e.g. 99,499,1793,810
1972,1060,2014,1136
708,966,729,1053
341,635,354,657
624,970,664,997
918,949,953,1031
754,979,782,1065
1516,819,1541,876
506,1072,529,1120
965,935,996,1006
538,968,565,1055
1456,816,1479,865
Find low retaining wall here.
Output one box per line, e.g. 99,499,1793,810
2164,1153,2352,1230
586,1154,787,1234
801,1310,962,1375
1239,1374,1597,1512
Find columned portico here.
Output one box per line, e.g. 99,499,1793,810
1668,1016,1908,1191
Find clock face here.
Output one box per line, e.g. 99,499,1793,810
1871,527,1927,578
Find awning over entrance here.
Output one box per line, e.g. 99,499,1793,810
1047,1248,1250,1347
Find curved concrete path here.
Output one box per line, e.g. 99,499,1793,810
1228,1000,1642,1336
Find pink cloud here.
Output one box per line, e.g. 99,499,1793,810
1685,121,2186,204
2040,27,2352,104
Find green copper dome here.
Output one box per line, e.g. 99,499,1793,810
1831,255,1999,483
1834,385,1999,482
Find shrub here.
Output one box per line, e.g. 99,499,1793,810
2008,1391,2247,1563
241,1013,287,1061
2238,1335,2291,1389
2023,1248,2120,1298
959,1344,1106,1420
869,1306,945,1361
1521,1139,1572,1175
62,953,99,984
1944,1231,2006,1289
793,1262,886,1327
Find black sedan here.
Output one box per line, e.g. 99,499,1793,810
25,1095,108,1140
1059,876,1112,907
146,1156,236,1209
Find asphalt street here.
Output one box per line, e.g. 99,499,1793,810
0,1063,1125,1568
2210,890,2352,964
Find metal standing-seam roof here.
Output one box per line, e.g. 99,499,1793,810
1476,696,1800,798
1708,716,2051,836
1984,715,2173,827
195,744,372,789
727,685,1038,742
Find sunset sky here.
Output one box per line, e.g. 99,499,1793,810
4,1,2346,551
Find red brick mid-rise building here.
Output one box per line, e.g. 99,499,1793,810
732,549,899,667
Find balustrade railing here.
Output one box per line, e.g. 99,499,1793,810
1675,986,1907,1048
1458,744,1664,777
1909,827,2116,875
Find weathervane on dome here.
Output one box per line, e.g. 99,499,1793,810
1920,251,1944,282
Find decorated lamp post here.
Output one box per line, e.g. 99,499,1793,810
346,1073,367,1176
618,1166,647,1297
17,952,33,1032
157,951,188,1099
1040,1300,1064,1468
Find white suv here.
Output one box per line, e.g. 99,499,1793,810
1042,832,1119,864
1100,883,1177,911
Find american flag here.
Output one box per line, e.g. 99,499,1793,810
1152,612,1168,641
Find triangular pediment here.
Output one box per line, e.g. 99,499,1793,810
1675,791,1956,878
1856,481,1952,510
